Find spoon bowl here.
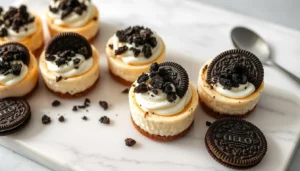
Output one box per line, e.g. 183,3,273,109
231,27,271,64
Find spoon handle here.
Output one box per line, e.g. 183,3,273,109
273,62,300,85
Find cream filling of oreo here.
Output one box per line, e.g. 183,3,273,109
135,83,192,116
48,0,95,27
112,33,163,65
46,53,93,77
0,61,28,86
1,15,37,41
215,82,255,98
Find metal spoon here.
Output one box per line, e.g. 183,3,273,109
231,26,300,85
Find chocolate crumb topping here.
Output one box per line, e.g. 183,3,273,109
108,44,113,50
42,115,51,124
125,138,136,147
72,106,78,111
0,43,30,76
58,116,65,122
137,73,149,83
206,121,212,126
114,26,158,57
0,5,35,37
82,116,88,120
122,88,129,94
49,0,89,20
56,76,62,82
99,116,110,124
99,101,108,110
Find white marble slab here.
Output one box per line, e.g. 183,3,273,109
1,0,300,171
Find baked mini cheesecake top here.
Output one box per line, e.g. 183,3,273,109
108,26,164,65
0,5,37,41
0,42,30,86
205,49,264,99
132,62,192,115
47,0,96,28
44,32,93,78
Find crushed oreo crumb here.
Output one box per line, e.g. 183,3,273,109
72,106,78,111
109,44,113,50
84,98,90,106
99,101,108,110
42,115,51,124
99,116,110,124
137,73,149,83
114,46,128,55
56,76,62,82
206,121,212,127
122,88,129,94
125,138,136,147
52,100,61,107
133,83,149,93
82,116,88,120
49,0,88,19
58,116,65,122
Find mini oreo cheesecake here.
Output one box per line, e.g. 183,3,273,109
198,49,264,118
0,5,44,55
0,42,38,99
129,62,198,141
46,0,99,41
40,32,100,98
106,26,165,86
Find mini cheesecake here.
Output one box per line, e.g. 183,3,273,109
0,5,44,55
198,49,264,118
129,62,198,141
40,32,100,98
46,0,99,41
0,42,38,99
106,26,165,86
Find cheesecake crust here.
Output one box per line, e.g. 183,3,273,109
131,116,194,142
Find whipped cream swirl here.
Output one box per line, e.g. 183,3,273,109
112,33,163,65
0,61,28,86
46,53,93,77
215,82,255,98
4,22,37,41
135,83,192,116
48,0,95,27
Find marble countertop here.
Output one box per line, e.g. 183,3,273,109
1,0,300,171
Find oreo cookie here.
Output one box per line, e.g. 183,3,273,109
0,98,31,136
0,42,30,65
46,32,92,59
159,62,189,98
205,118,267,169
206,49,264,89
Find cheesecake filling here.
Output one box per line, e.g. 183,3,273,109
109,26,163,65
135,82,192,116
45,51,93,78
0,5,37,41
48,0,95,28
0,60,28,86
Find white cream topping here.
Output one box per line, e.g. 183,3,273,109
112,33,163,65
215,82,255,98
48,0,95,27
46,53,93,77
135,83,192,116
0,61,28,86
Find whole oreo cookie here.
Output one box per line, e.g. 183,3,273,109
206,49,264,89
158,62,189,98
205,117,267,169
0,98,31,136
0,42,30,65
46,32,92,59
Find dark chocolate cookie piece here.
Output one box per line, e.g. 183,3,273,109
159,62,189,98
0,42,30,65
206,49,264,89
46,32,92,59
0,98,31,136
205,117,267,169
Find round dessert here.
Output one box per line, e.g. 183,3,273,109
0,5,44,55
106,26,165,86
0,42,38,99
198,49,264,118
205,117,267,169
129,62,198,141
39,32,100,98
0,98,31,136
46,0,99,41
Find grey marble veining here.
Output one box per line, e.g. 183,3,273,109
0,0,300,171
